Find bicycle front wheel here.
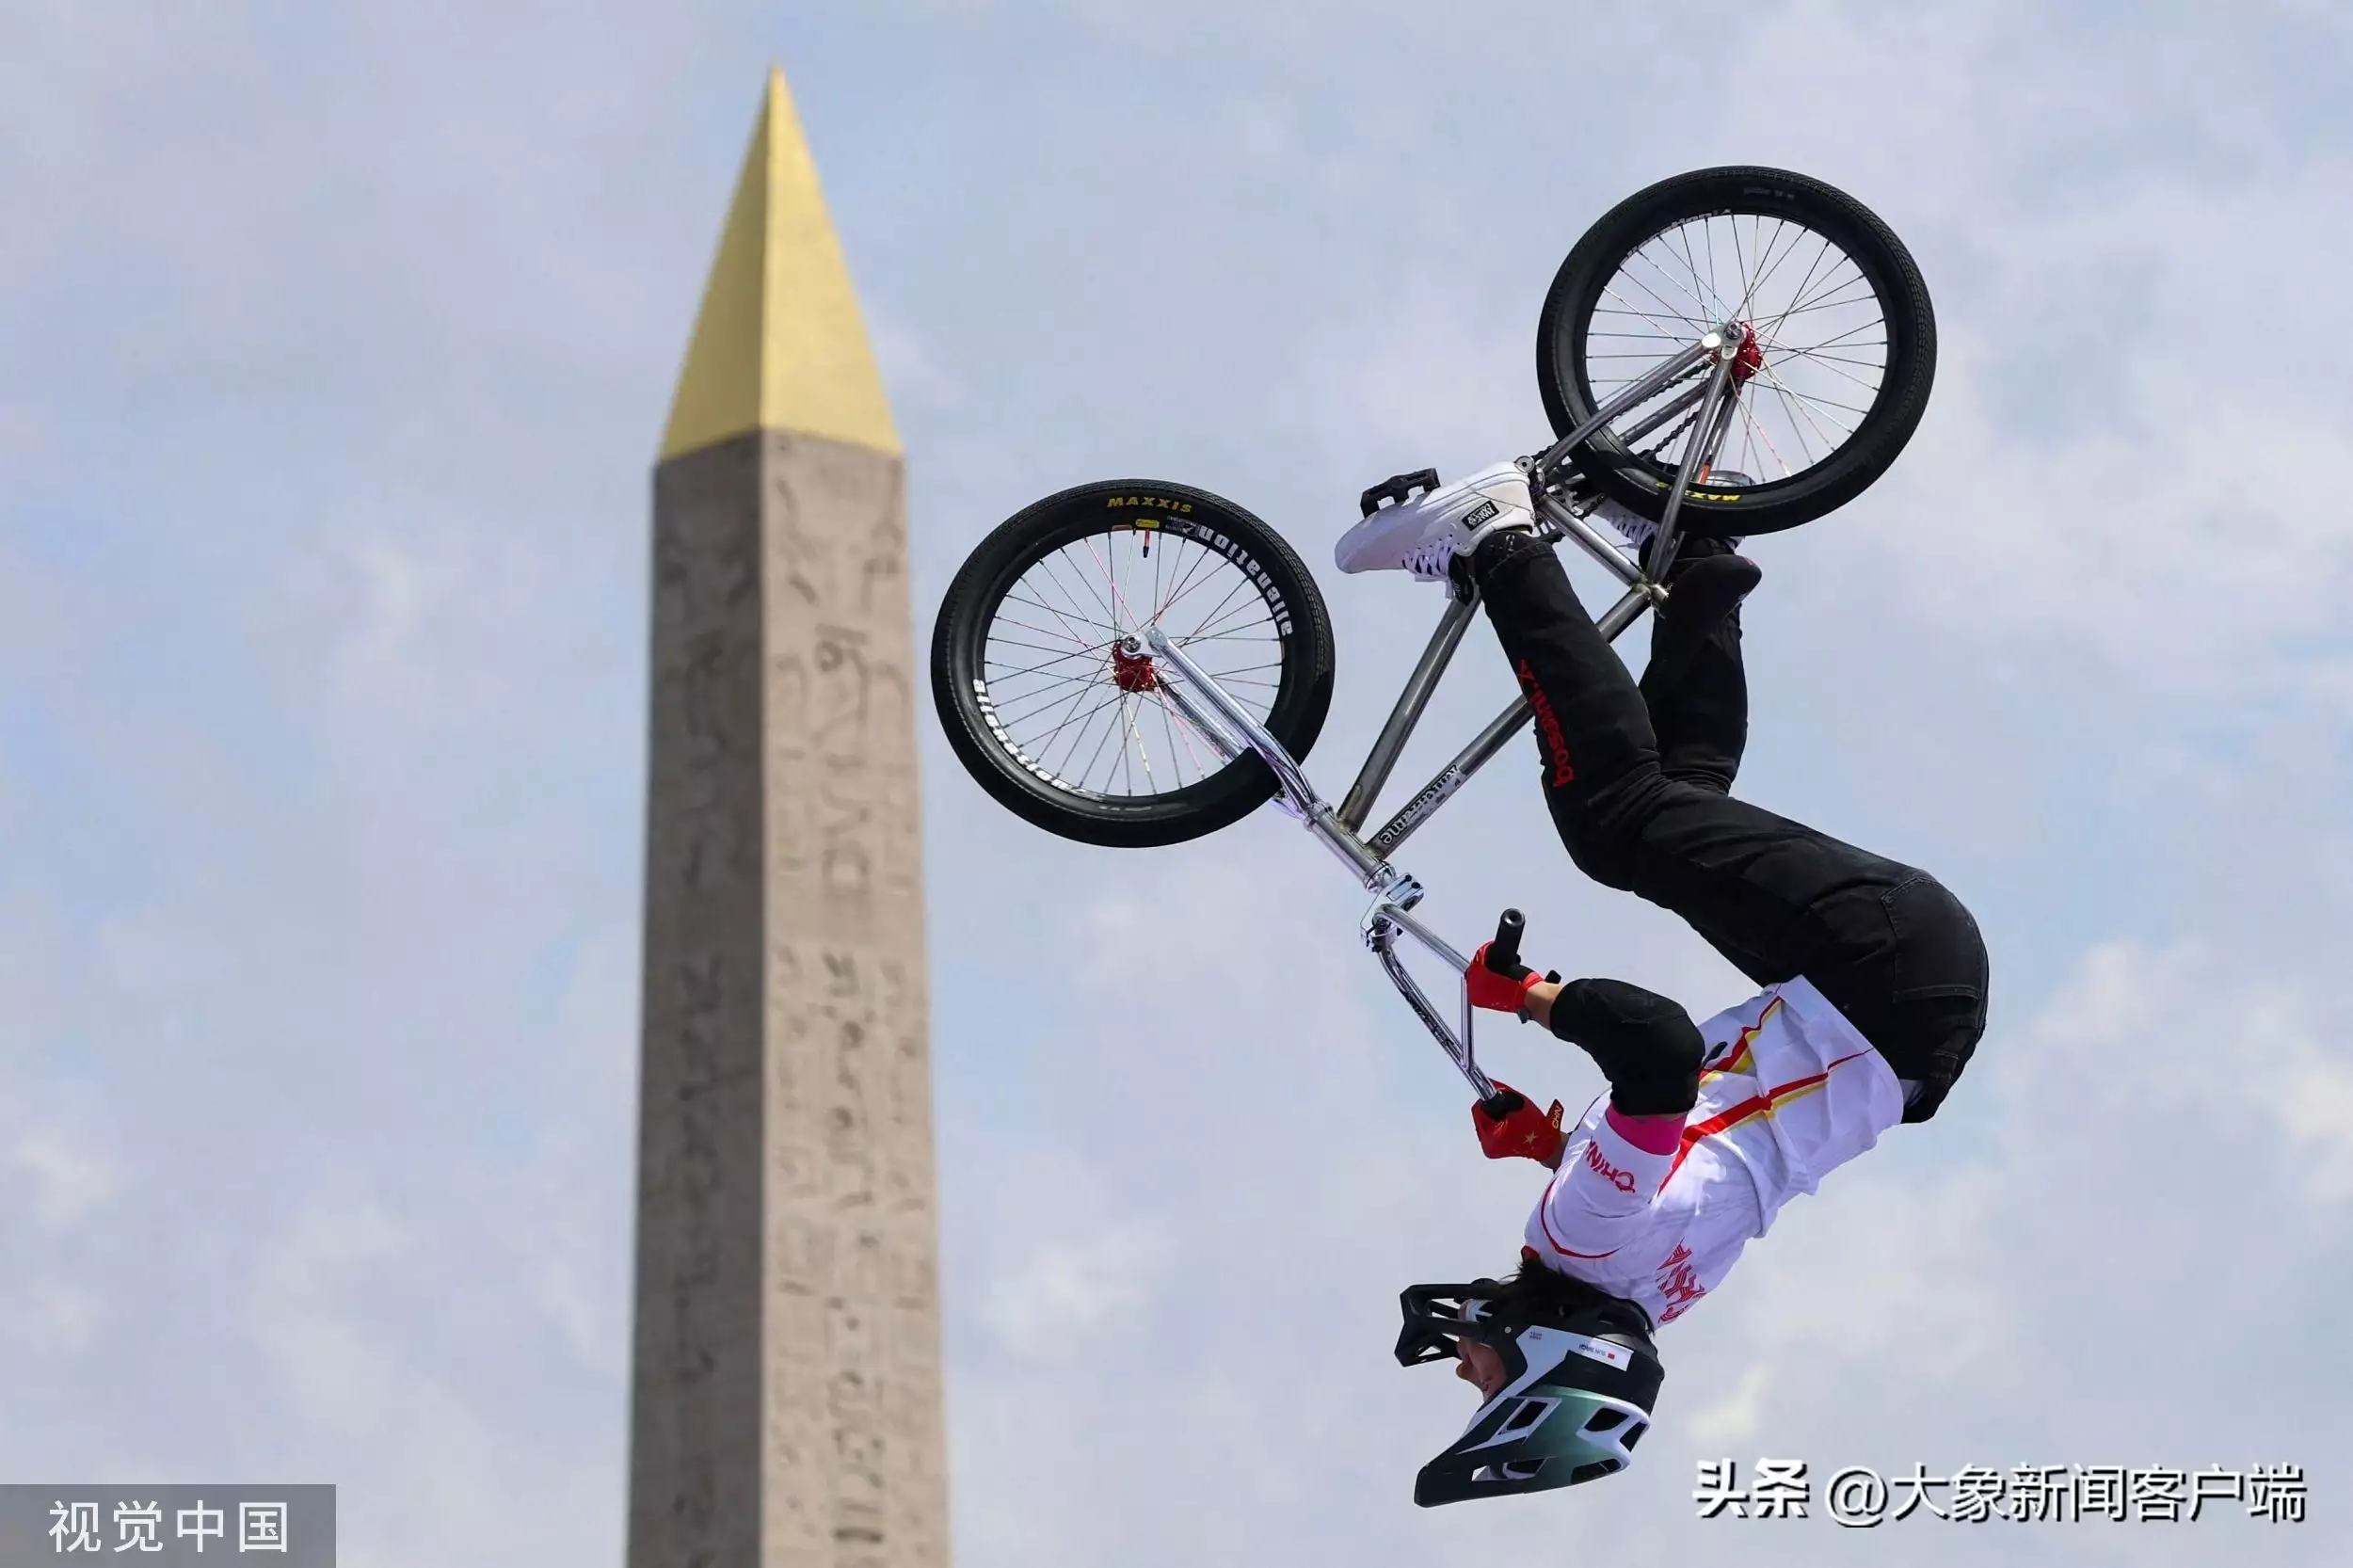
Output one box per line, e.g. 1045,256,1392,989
1537,167,1937,536
930,479,1336,848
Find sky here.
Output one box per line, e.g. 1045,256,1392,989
4,1,2351,1564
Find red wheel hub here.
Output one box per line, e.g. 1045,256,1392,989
1111,640,1158,693
1731,322,1763,384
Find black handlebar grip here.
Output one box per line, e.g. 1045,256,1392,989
1489,908,1526,970
1480,1087,1529,1120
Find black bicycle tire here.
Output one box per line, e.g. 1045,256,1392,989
1536,167,1937,536
930,478,1337,849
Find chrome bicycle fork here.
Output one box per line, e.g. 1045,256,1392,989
1141,624,1511,1100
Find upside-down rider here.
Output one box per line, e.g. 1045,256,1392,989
1333,463,1991,1507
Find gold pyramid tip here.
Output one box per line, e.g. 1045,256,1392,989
660,67,901,460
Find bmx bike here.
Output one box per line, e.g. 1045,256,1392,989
930,166,1935,1110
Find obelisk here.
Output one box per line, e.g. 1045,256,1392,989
629,67,948,1568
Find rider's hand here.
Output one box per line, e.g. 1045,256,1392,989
1467,941,1556,1016
1472,1083,1567,1166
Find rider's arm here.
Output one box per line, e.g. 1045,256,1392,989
1521,977,1704,1119
1467,943,1704,1121
1530,1101,1682,1261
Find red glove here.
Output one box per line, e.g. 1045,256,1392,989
1467,940,1549,1016
1472,1083,1567,1165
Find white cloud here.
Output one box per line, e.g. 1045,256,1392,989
1687,1364,1774,1448
869,302,967,413
12,1128,120,1229
980,1222,1173,1359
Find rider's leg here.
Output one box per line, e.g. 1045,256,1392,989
1468,528,1778,900
1469,529,1989,1121
1642,546,1755,796
1647,614,1744,794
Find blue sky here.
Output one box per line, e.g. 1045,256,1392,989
5,2,2352,1564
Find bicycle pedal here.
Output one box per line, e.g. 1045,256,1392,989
1359,468,1441,520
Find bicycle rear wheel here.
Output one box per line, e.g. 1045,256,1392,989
930,479,1336,848
1537,167,1936,536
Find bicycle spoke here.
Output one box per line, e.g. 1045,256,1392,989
1758,364,1842,458
1180,575,1257,644
1596,285,1699,342
1034,547,1110,628
1628,241,1719,327
1763,281,1877,325
1771,319,1885,356
1184,596,1276,651
1076,698,1125,792
986,647,1112,686
1042,546,1118,634
1741,215,1807,320
1666,222,1729,325
1123,696,1158,789
1771,347,1886,372
1080,530,1146,631
1736,393,1791,479
986,632,1111,661
1048,688,1124,778
985,656,1103,696
1755,366,1871,422
1729,216,1752,326
1774,349,1882,394
1001,592,1109,645
1155,538,1221,620
1028,672,1120,757
1149,689,1225,769
1154,691,1209,784
994,674,1113,732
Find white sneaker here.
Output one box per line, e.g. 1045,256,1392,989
1334,461,1536,582
1588,473,1751,555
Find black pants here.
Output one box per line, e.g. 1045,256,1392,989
1474,531,1989,1122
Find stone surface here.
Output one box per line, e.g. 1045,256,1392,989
631,429,945,1568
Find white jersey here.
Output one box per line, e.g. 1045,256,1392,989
1522,976,1904,1327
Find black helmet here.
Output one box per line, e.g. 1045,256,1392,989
1395,1277,1664,1507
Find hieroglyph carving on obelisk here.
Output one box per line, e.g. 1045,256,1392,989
629,66,949,1568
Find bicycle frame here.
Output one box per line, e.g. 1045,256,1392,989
1132,323,1749,1099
